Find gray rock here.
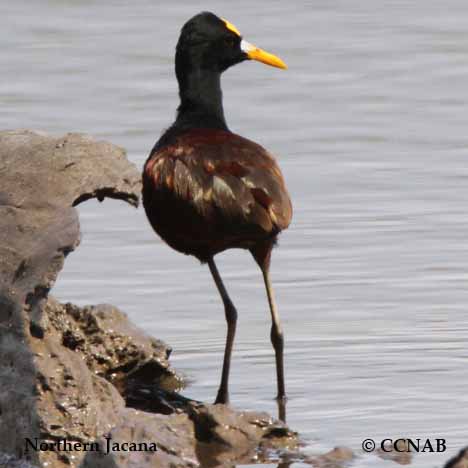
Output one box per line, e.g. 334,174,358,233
0,452,40,468
0,130,141,336
0,130,141,467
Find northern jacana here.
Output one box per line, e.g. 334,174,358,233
142,12,292,421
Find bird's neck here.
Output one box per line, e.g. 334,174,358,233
176,68,228,130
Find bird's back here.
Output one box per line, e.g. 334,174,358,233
142,128,292,262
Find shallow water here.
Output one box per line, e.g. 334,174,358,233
2,1,468,466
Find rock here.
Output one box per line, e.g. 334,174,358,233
445,447,468,468
0,452,39,468
0,130,298,468
305,447,354,467
82,405,297,468
43,298,182,394
316,447,354,466
0,130,141,337
0,130,141,467
376,438,412,465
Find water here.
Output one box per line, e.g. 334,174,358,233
2,1,468,466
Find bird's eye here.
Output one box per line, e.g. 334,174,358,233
224,37,236,47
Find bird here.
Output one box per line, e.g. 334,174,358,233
142,12,292,421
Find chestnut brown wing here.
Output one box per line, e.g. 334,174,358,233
143,129,292,256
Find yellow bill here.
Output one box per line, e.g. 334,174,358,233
241,39,287,70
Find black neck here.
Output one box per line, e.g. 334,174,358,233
175,67,228,130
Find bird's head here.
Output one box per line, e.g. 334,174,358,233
176,12,287,75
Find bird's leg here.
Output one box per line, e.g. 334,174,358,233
251,242,287,422
262,265,287,421
208,257,238,405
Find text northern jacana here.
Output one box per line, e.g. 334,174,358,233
142,12,292,421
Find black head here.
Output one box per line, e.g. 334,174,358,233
175,12,287,78
172,12,287,131
176,12,244,74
